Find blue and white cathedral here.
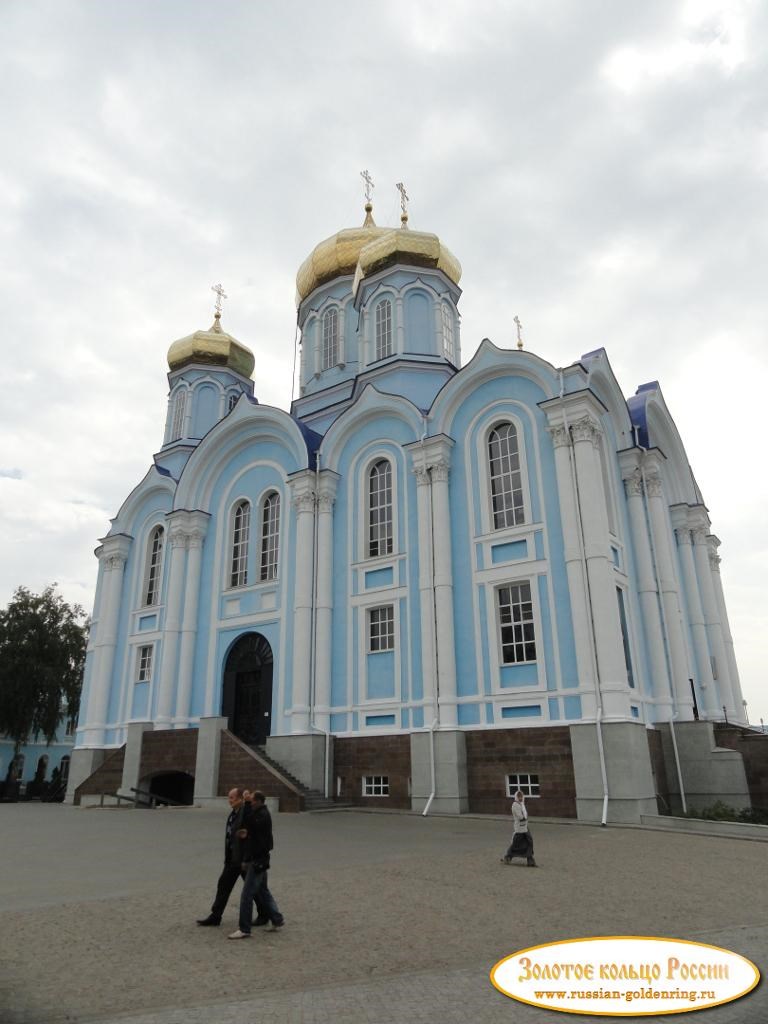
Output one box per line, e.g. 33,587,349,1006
67,192,752,821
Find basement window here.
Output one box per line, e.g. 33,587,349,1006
506,772,540,798
362,775,390,797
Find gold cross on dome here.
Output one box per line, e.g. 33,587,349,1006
360,169,375,203
514,315,524,350
396,181,409,216
211,282,227,316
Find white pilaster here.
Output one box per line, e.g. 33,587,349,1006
708,538,745,719
288,471,316,733
80,534,131,746
155,517,188,727
173,511,211,727
429,449,458,727
692,522,736,719
412,462,437,720
395,295,405,353
672,517,717,717
314,471,340,731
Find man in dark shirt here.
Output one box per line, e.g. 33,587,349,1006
197,787,256,927
228,790,284,939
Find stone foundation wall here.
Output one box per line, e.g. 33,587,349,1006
333,734,411,809
218,731,303,812
73,746,125,804
713,725,768,811
139,729,197,781
465,727,577,817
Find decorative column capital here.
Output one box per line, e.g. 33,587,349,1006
98,533,133,571
412,466,431,487
548,425,570,449
692,526,709,546
644,472,663,498
623,467,644,498
431,458,450,483
675,527,692,546
570,416,602,446
169,527,190,549
317,493,335,514
292,492,316,514
709,551,721,571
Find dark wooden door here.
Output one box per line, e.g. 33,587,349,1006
222,633,274,746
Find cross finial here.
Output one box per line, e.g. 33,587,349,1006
211,282,227,317
360,169,375,204
514,315,524,350
396,181,409,215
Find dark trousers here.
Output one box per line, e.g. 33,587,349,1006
505,830,535,863
210,861,265,921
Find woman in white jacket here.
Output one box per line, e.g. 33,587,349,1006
501,790,537,867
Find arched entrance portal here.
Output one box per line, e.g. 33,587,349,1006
222,633,274,746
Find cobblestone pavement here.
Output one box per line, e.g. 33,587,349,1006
1,804,766,1024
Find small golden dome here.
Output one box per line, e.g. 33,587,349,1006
296,204,461,304
167,314,255,378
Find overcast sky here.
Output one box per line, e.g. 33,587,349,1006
1,0,765,723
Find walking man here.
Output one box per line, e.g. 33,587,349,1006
228,790,284,939
197,787,255,926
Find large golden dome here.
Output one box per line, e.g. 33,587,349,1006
167,314,255,378
296,205,461,304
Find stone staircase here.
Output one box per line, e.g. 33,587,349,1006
252,745,349,812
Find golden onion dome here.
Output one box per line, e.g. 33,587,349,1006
167,314,255,378
296,204,461,304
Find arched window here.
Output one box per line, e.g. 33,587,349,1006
230,500,251,588
142,525,164,606
489,422,525,529
441,303,456,363
171,389,187,440
368,459,393,557
375,298,393,360
322,307,339,370
260,492,281,581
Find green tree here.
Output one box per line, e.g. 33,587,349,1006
0,585,88,760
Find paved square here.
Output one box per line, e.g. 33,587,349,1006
1,804,766,1023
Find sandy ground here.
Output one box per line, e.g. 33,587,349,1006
0,805,766,1024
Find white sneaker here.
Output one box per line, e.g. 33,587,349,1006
228,929,251,939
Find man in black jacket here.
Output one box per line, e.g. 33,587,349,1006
196,787,262,927
228,790,284,939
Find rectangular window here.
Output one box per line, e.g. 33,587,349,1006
368,605,395,652
497,582,536,664
506,773,540,798
362,775,390,797
65,716,76,736
136,645,153,683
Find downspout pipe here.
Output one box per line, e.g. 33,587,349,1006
422,717,439,816
635,429,687,815
559,370,609,826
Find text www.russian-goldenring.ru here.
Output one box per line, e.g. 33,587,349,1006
533,988,717,1004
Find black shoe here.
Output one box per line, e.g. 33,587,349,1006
252,917,269,927
527,859,537,867
197,915,221,926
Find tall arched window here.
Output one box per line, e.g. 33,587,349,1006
489,422,525,529
260,492,281,581
322,307,339,370
368,459,393,557
142,525,164,606
171,389,187,440
375,298,393,360
230,500,251,588
441,303,456,363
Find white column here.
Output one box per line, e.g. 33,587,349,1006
709,540,745,718
412,464,437,721
174,512,210,727
338,306,346,366
314,473,339,731
81,535,131,746
155,522,188,727
549,425,597,709
395,295,405,353
623,467,673,720
570,416,630,719
430,453,458,728
693,526,736,719
644,473,695,716
289,473,316,732
674,525,718,716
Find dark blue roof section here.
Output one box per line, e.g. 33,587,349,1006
627,381,659,448
292,417,323,470
155,464,174,478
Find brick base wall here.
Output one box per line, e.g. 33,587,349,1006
465,727,576,817
73,746,125,805
713,725,768,811
333,735,411,809
647,727,670,813
218,732,303,812
139,729,198,780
